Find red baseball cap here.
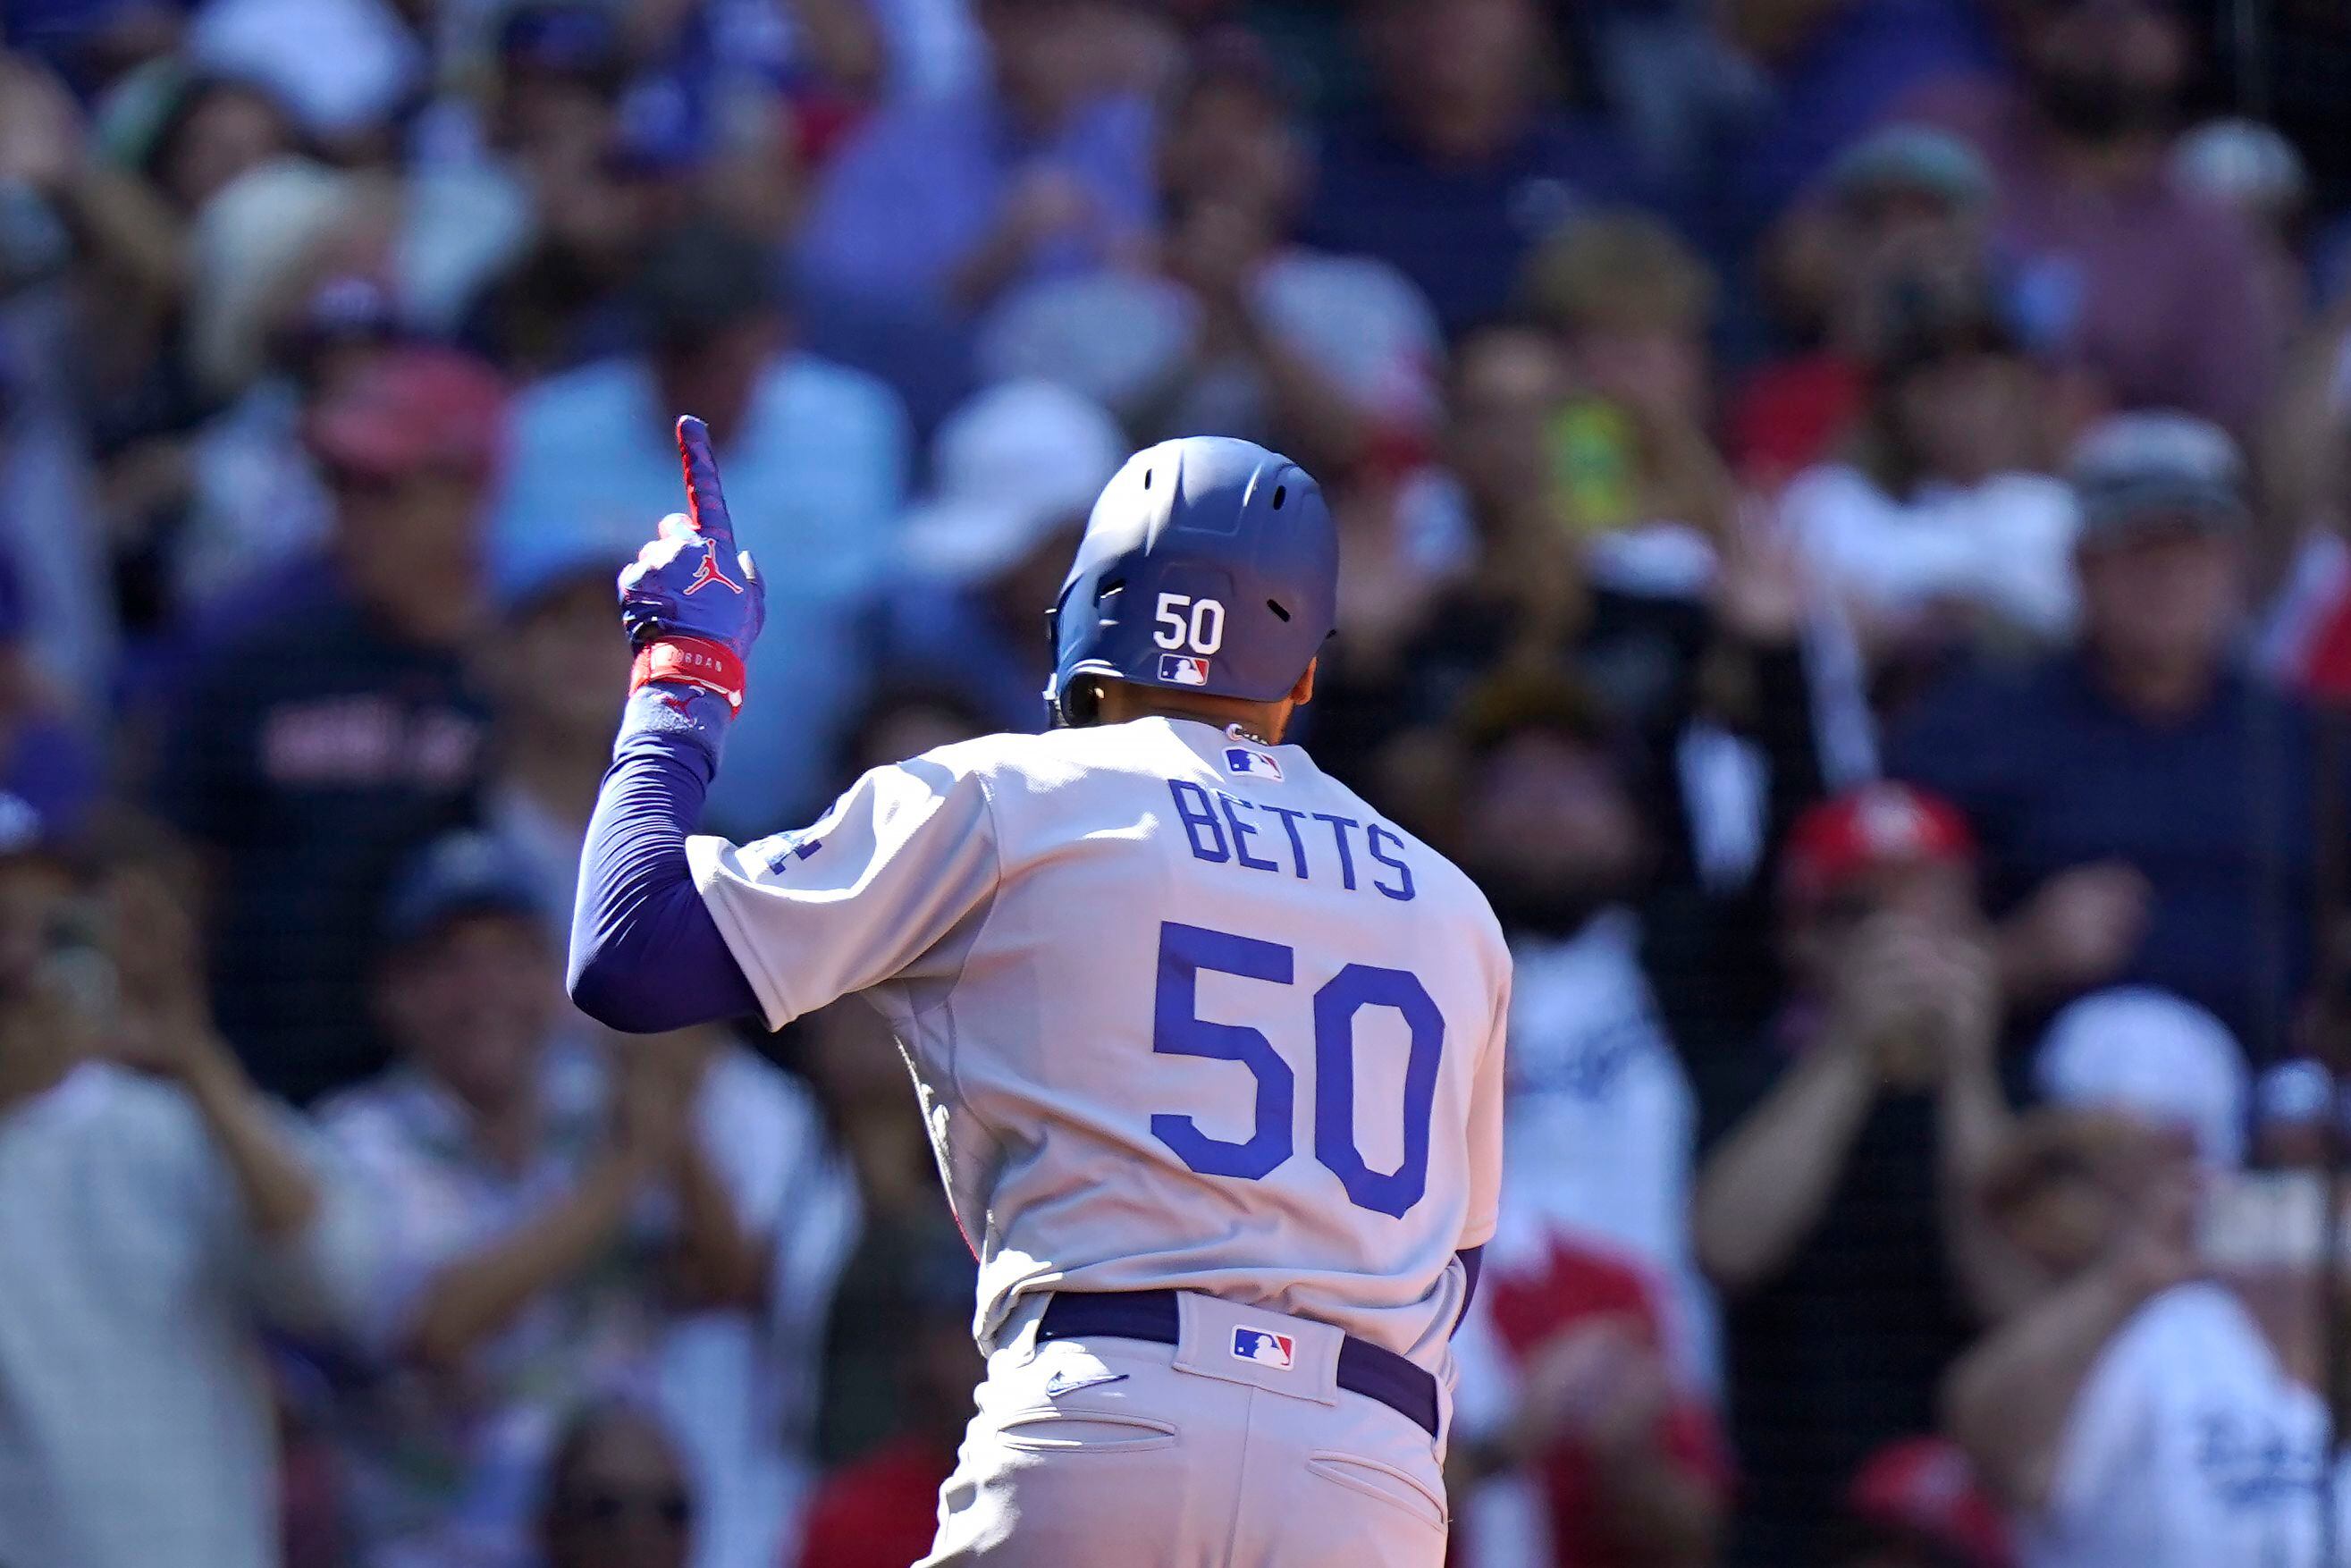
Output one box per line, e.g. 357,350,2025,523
1846,1437,2013,1568
1780,782,1975,910
307,347,508,481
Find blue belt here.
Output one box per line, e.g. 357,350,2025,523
1036,1289,1439,1438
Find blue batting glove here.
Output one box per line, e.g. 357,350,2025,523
616,416,766,763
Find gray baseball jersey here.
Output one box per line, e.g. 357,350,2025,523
688,715,1510,1378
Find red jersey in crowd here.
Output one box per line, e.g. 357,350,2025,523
1471,1232,1732,1567
793,1437,955,1568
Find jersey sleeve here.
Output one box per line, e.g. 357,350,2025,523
687,754,1002,1031
1460,957,1510,1251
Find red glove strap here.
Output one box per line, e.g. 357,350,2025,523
631,636,746,715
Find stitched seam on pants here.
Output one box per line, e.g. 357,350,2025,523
1221,1384,1260,1567
1307,1450,1450,1529
994,1407,1179,1453
1305,1455,1449,1533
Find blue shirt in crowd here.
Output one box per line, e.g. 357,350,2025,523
1887,653,2334,1058
492,352,910,829
795,89,1157,313
789,87,1154,430
1303,108,1655,333
1716,0,1998,245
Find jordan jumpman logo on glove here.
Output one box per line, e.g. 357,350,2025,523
613,416,767,761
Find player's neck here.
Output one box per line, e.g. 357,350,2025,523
1117,699,1286,746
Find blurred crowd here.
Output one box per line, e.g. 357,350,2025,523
9,0,2351,1565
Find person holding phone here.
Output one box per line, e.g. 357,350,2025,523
0,801,375,1568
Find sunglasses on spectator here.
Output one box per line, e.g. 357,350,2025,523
559,1488,693,1530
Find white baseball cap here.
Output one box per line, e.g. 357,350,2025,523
2035,986,2249,1168
898,380,1128,586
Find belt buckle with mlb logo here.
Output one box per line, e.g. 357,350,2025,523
1231,1326,1295,1370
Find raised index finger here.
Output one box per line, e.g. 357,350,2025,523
675,415,735,544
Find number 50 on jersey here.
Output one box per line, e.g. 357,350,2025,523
1152,921,1443,1220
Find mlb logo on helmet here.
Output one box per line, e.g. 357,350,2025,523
1159,653,1211,687
1224,746,1284,782
1231,1327,1296,1370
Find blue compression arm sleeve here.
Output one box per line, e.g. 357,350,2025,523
567,731,763,1033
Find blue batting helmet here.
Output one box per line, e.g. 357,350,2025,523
1045,436,1336,726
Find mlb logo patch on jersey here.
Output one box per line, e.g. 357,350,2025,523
1159,653,1211,687
1224,746,1284,782
1231,1327,1295,1370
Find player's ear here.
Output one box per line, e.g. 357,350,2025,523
1289,658,1317,706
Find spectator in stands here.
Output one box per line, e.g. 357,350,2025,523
1451,1234,1729,1568
483,538,632,924
0,237,115,729
804,995,974,1469
648,1009,858,1568
2170,119,2312,350
1889,412,2332,1057
1940,1101,2341,1567
158,347,501,1103
320,833,774,1567
0,802,375,1568
2251,287,2351,704
1441,674,1734,1564
434,4,661,369
1924,986,2254,1321
1304,323,1565,778
0,55,208,412
1778,274,2077,670
1310,321,1655,803
978,28,1443,476
1732,124,2000,485
1899,0,2287,430
493,217,908,829
882,378,1126,730
1305,0,1654,333
2033,986,2249,1169
80,148,395,630
537,1401,696,1568
0,546,100,832
795,1238,982,1568
1313,320,1828,871
1691,782,2010,1566
130,69,302,217
101,153,399,636
184,156,400,406
1516,212,1732,552
177,273,407,616
1439,649,1873,1565
1833,1437,2013,1568
185,0,425,160
1715,0,2001,245
793,0,1154,351
1445,670,1718,1368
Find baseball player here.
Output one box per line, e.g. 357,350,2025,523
569,417,1510,1566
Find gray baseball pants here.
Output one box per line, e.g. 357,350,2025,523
918,1292,1450,1568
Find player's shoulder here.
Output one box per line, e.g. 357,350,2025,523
904,721,1192,792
